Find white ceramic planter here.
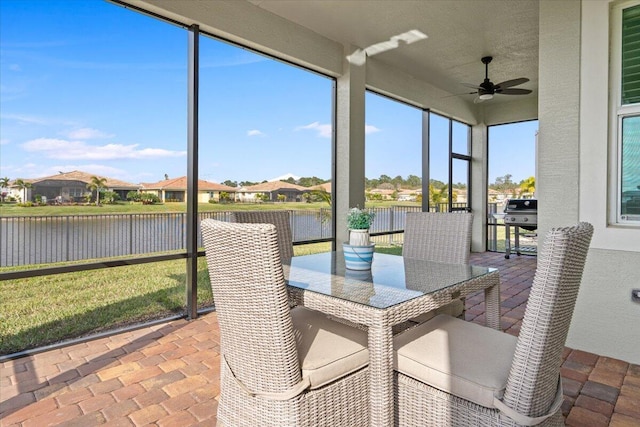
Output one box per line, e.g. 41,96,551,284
349,229,370,246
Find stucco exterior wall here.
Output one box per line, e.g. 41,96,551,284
537,0,640,364
566,0,640,364
537,1,582,235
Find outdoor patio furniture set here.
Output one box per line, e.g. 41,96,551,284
202,211,593,426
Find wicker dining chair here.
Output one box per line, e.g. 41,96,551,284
393,222,594,427
231,210,294,263
402,212,474,320
201,219,370,427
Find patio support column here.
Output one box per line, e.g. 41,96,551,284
186,24,199,319
335,45,366,247
471,123,488,252
537,0,581,237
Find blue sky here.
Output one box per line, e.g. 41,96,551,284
0,0,537,186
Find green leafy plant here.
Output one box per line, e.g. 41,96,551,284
101,191,120,204
346,207,375,229
126,190,141,202
140,193,161,205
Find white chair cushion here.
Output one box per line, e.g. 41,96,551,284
291,307,369,389
394,314,517,408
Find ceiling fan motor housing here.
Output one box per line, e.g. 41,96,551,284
480,78,495,95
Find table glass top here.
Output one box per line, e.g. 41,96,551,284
283,252,496,309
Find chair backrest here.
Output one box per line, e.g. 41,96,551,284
231,210,294,263
201,219,302,395
503,222,593,418
402,212,473,264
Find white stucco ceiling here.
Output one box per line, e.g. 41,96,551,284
248,0,539,105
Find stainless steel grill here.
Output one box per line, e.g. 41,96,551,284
503,199,537,259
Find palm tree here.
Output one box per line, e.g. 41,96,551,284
86,176,108,206
0,177,9,203
429,184,448,211
310,188,332,206
14,179,32,203
519,176,536,198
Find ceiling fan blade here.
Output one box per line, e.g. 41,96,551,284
461,82,482,90
495,77,529,89
497,88,533,95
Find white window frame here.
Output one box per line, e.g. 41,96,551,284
610,0,640,224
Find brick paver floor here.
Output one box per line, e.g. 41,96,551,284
1,252,639,426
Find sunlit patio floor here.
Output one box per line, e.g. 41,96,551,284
1,252,639,426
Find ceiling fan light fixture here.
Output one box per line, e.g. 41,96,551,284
457,56,531,102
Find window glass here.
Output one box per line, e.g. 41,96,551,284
452,120,470,155
614,2,640,224
365,92,422,201
428,113,450,210
428,113,471,212
621,115,640,219
0,0,188,354
452,157,469,210
198,37,333,190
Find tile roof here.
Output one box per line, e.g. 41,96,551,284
241,181,308,192
140,176,237,192
309,182,332,193
29,170,139,189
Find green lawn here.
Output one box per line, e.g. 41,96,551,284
0,257,212,355
0,242,403,356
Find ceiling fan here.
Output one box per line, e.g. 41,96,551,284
461,56,532,103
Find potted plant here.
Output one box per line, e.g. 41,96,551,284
347,207,376,245
344,207,376,270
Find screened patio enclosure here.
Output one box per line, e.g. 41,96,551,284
106,0,640,364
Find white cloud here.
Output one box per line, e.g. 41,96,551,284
65,127,114,140
1,113,51,126
1,113,78,127
247,129,265,137
365,124,381,134
22,138,186,160
0,162,41,178
296,122,332,138
0,139,9,145
296,122,380,138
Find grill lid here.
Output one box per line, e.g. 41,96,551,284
504,199,537,212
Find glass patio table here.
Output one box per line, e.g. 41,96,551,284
283,251,501,427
